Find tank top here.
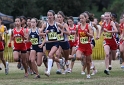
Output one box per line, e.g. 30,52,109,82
13,28,24,44
45,22,59,41
68,25,76,41
103,21,115,40
78,24,90,46
57,23,68,41
29,28,42,45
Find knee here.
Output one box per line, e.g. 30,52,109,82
14,57,19,62
48,53,53,59
105,54,109,58
37,63,42,66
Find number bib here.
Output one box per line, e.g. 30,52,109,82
30,38,38,45
68,35,75,41
48,32,57,40
104,32,112,39
15,37,23,43
57,34,64,41
80,37,88,44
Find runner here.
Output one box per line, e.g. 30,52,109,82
76,13,93,78
28,18,46,78
41,10,64,77
100,12,118,75
56,11,70,74
0,17,9,74
119,14,124,68
67,16,77,73
8,17,28,77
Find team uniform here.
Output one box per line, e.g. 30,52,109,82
13,28,27,53
68,25,77,49
57,23,70,50
77,24,92,56
103,21,117,50
29,28,43,52
45,22,59,50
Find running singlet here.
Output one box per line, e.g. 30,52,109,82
45,22,59,41
78,24,90,45
29,28,42,45
68,25,76,41
13,28,24,44
57,23,68,41
103,21,114,40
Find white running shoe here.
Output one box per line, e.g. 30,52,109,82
67,68,72,73
81,71,85,75
45,71,50,77
59,58,65,69
121,65,124,69
91,70,97,76
87,74,91,79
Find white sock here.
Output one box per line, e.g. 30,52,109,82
47,59,53,73
106,69,109,71
109,65,112,67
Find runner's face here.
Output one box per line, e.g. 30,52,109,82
57,14,63,23
47,12,54,21
79,15,86,23
31,19,36,28
67,19,73,26
15,18,21,27
21,18,26,25
104,13,111,20
120,18,123,23
27,19,31,27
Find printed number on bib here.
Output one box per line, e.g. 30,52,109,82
57,34,64,41
69,35,75,41
104,32,112,39
80,37,88,44
30,38,38,45
15,37,23,43
48,32,57,40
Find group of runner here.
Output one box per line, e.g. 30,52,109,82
0,10,124,79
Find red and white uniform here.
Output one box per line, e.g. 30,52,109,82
68,25,77,48
13,28,27,51
119,23,124,44
103,21,117,50
25,28,31,51
77,24,92,56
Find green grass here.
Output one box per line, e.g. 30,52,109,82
0,60,124,85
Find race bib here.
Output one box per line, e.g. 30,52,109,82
68,35,75,41
48,32,57,40
57,34,64,41
104,32,112,39
15,37,23,43
80,37,88,44
30,38,38,45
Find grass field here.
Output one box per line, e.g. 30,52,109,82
0,60,124,85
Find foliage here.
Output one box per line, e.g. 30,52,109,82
0,0,123,19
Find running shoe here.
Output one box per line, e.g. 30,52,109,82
104,70,109,75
